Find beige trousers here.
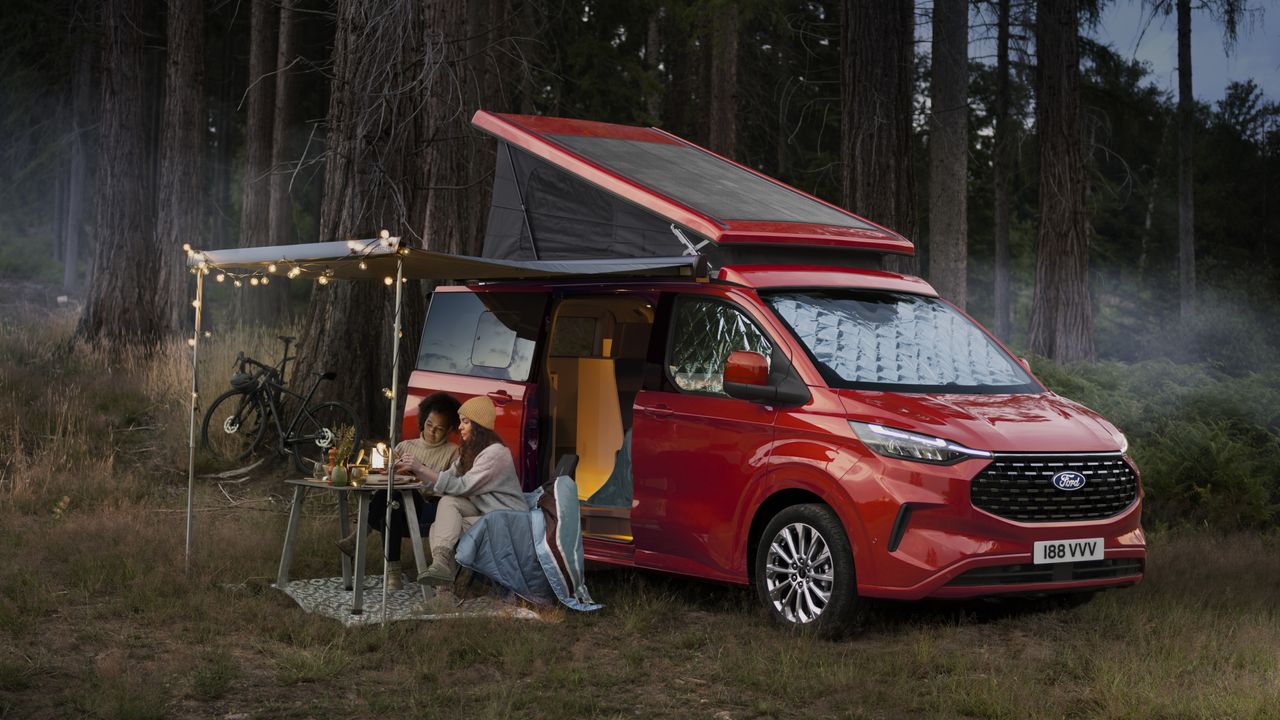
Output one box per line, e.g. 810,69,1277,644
428,495,481,552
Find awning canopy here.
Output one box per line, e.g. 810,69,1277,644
187,236,707,281
473,111,914,263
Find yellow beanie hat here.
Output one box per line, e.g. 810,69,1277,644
458,395,497,431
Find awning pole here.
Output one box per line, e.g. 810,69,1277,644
185,269,205,572
382,254,404,624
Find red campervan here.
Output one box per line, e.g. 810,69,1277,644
404,112,1145,632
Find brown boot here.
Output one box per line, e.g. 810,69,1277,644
384,561,404,592
417,547,457,586
336,529,361,558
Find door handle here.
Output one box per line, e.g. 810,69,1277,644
642,404,673,419
486,390,513,406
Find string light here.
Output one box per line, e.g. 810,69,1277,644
187,338,196,348
203,331,211,338
182,243,192,253
287,267,302,279
234,280,243,288
215,273,225,283
380,229,390,239
261,276,270,286
191,300,201,309
250,277,260,286
382,388,394,399
317,276,329,285
358,261,367,270
383,276,393,286
267,263,278,273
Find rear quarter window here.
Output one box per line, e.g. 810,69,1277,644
416,292,547,381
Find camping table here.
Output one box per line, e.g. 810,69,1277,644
275,477,431,615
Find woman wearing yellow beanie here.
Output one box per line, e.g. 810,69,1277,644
394,394,525,586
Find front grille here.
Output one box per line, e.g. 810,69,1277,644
947,558,1145,587
970,454,1138,522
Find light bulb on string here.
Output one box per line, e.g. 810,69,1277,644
261,276,270,285
215,273,225,283
182,243,192,253
250,277,260,286
267,263,277,273
287,266,301,279
234,280,243,288
358,261,367,271
317,276,329,286
383,276,393,286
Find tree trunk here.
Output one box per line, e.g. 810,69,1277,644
264,0,297,320
927,0,969,308
645,8,663,122
1176,0,1195,319
992,0,1012,340
156,0,206,334
708,2,738,158
63,24,95,294
1028,0,1094,362
293,0,437,430
237,0,278,324
76,0,163,350
841,0,917,274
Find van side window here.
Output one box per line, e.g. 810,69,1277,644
668,297,772,396
417,292,546,381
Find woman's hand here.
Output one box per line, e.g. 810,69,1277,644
394,454,438,486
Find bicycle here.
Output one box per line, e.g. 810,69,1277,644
201,335,362,474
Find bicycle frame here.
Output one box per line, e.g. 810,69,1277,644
255,372,330,455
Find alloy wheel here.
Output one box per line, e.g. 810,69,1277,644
764,522,835,624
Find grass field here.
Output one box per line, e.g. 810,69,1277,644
2,301,1279,719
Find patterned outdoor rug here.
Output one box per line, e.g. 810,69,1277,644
277,576,543,627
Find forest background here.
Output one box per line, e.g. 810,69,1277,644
0,0,1277,528
0,1,1278,717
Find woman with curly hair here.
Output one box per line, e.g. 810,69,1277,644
338,392,460,591
394,395,525,586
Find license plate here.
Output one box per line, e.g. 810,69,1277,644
1033,538,1104,564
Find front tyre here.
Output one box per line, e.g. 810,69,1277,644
754,504,861,637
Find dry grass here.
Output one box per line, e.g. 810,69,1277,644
1,301,1279,719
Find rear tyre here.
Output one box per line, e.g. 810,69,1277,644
754,503,862,638
201,390,267,465
290,401,361,474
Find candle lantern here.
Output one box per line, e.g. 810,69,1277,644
371,442,388,470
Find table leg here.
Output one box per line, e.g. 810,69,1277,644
352,492,370,614
401,490,430,580
338,491,352,591
276,485,307,587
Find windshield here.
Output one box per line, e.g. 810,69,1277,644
764,290,1040,394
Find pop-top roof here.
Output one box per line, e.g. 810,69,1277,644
472,111,913,257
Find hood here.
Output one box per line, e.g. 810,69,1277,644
835,390,1126,454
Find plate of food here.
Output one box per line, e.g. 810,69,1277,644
364,473,416,487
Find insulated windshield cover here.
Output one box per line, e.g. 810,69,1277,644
549,134,873,229
766,291,1039,393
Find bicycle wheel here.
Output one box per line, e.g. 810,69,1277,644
201,389,268,465
289,401,361,475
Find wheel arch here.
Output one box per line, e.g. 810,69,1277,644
745,484,870,583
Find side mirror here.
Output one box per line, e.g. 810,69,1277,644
724,350,769,386
1017,356,1032,373
724,350,811,407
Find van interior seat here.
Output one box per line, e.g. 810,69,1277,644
574,357,623,501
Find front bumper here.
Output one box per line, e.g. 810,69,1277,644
843,454,1147,600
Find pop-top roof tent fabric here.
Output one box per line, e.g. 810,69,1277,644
473,111,915,269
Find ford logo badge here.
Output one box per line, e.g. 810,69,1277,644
1052,471,1087,491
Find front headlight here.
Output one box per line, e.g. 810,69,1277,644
850,421,992,465
1117,432,1129,455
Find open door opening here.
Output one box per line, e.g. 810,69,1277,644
544,294,654,542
